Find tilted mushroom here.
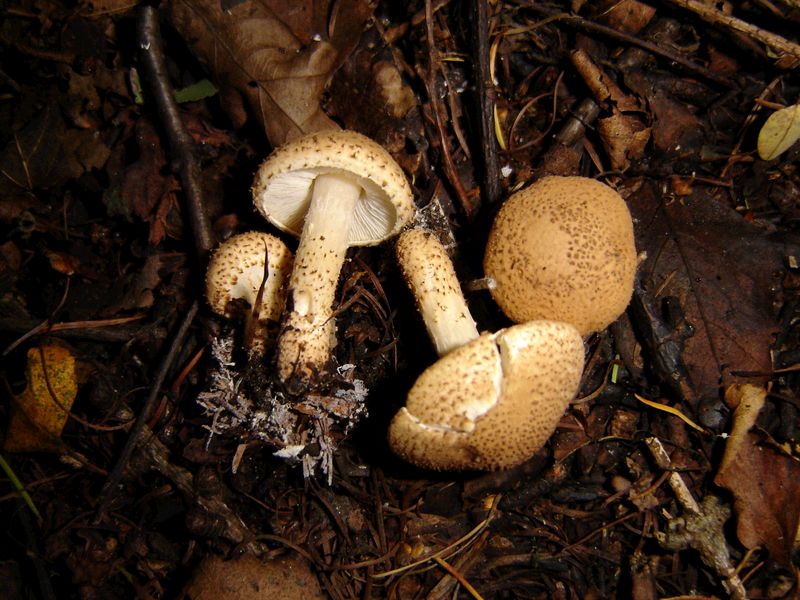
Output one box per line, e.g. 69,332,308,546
206,231,293,355
252,130,415,385
389,320,585,470
483,176,637,336
389,228,585,470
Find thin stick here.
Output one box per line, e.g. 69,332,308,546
666,0,800,62
471,0,501,206
94,300,200,520
138,6,214,257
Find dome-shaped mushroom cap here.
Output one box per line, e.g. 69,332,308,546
483,176,637,336
252,130,416,246
388,320,585,470
205,231,293,321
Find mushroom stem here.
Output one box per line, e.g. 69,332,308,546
396,228,479,356
277,173,361,381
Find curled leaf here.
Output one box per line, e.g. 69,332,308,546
4,343,79,453
757,103,800,160
714,384,800,566
167,0,373,146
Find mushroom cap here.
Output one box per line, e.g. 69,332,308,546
205,231,293,321
252,130,416,246
483,176,637,336
388,320,585,470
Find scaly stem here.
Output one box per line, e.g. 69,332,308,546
277,172,361,384
396,228,479,356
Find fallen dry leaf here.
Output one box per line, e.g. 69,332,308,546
118,120,178,246
757,103,800,161
714,384,800,566
4,343,79,453
624,72,705,156
628,183,783,422
167,0,373,146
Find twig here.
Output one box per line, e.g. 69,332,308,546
423,0,476,218
665,0,800,63
0,315,147,344
470,0,502,207
0,454,42,523
523,4,736,89
94,300,200,520
137,6,214,257
432,553,485,600
645,437,747,600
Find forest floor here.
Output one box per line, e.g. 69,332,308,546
1,0,799,598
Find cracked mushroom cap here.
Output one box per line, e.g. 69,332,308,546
205,231,293,323
388,320,585,470
483,176,637,336
252,129,416,245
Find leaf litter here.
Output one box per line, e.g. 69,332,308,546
0,0,799,598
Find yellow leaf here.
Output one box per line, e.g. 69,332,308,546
4,343,78,453
757,103,800,161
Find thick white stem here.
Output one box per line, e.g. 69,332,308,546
396,229,479,356
277,173,360,383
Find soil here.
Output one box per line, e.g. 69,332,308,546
1,1,799,598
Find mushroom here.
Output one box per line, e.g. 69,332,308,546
395,228,479,356
389,320,585,470
390,228,584,470
252,130,415,384
206,231,293,355
483,176,637,336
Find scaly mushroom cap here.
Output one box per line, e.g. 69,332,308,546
251,130,415,385
252,129,416,245
206,231,293,321
483,176,637,336
388,320,584,470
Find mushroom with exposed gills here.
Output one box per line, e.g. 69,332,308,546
252,130,415,385
483,176,637,336
390,228,585,470
205,231,294,356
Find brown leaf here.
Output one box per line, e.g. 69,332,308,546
714,384,800,566
4,343,79,453
0,103,110,193
166,0,373,146
624,72,705,155
629,183,783,415
120,121,178,246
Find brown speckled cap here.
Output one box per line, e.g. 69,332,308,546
252,129,415,245
388,320,585,470
205,231,293,322
483,176,637,336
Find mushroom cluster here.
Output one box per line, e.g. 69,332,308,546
388,228,585,470
252,129,415,386
204,135,636,474
388,176,637,471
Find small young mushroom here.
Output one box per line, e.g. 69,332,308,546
252,130,415,385
483,176,637,336
206,231,293,355
389,320,585,470
390,228,584,470
396,228,479,356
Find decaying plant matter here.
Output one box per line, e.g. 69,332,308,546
0,0,799,598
